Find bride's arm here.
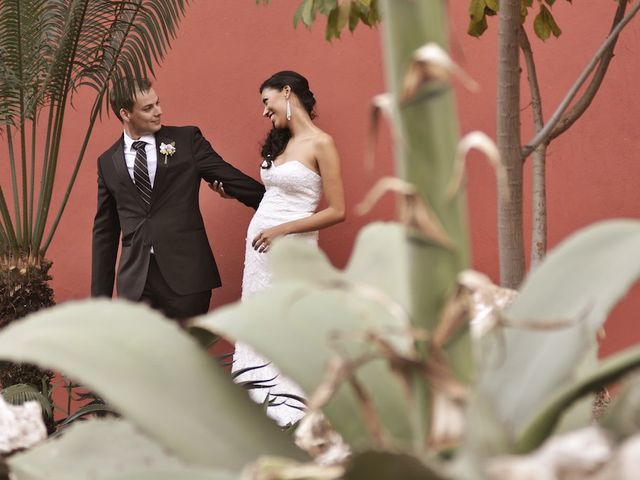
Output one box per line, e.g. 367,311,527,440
253,133,345,252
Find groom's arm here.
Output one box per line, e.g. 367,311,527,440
91,160,120,297
191,127,265,209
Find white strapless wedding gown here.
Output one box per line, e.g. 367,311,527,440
233,160,322,426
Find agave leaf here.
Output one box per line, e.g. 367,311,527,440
9,418,234,480
545,346,598,437
269,221,411,312
344,451,448,480
479,220,640,445
104,474,233,480
0,300,304,471
194,223,415,449
599,372,640,441
516,344,640,451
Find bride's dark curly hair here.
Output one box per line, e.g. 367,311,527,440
259,71,316,168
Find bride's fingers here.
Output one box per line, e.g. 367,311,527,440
253,233,266,251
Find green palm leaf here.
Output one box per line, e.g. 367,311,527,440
1,382,52,419
0,1,191,257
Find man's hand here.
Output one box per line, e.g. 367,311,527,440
208,180,231,199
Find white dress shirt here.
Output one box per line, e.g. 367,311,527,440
123,131,158,187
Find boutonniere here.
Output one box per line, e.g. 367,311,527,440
159,141,176,165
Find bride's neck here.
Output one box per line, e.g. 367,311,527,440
288,115,316,137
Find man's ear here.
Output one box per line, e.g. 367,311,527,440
120,108,130,121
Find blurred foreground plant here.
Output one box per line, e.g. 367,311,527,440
0,0,638,479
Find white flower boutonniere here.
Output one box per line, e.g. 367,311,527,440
159,141,176,165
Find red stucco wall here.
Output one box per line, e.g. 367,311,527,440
7,1,639,355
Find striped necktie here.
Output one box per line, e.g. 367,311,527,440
132,140,152,205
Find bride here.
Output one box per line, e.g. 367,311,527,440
212,71,345,426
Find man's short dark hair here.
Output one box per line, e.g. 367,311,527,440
110,78,153,122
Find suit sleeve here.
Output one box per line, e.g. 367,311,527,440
191,127,265,209
91,159,120,297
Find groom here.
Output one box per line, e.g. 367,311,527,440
91,78,264,320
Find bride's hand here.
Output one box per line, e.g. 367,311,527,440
208,180,231,199
252,226,285,253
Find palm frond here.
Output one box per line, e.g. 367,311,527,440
55,402,118,429
0,0,63,123
0,0,191,255
0,0,22,124
37,0,190,254
2,383,53,419
110,0,188,110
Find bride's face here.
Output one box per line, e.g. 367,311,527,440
261,87,289,128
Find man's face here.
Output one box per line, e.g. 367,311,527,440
121,87,162,138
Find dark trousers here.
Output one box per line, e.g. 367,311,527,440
141,254,211,322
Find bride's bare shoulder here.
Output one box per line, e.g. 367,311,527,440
311,130,336,150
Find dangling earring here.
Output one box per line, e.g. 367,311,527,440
286,99,292,121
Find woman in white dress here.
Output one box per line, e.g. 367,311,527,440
212,71,345,426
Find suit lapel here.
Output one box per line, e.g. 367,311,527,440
151,127,169,204
111,136,147,210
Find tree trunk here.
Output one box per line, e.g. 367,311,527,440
497,0,525,288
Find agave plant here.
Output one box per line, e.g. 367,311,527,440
0,221,638,479
0,0,637,478
0,0,190,392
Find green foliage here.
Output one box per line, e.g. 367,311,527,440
516,344,640,451
479,220,640,440
533,4,562,40
0,300,304,472
467,0,570,40
0,0,190,259
0,219,638,477
9,418,235,480
2,383,52,419
195,224,416,449
344,451,447,480
257,0,380,41
600,373,640,441
0,1,637,477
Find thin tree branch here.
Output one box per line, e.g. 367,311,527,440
520,26,544,133
520,26,548,266
522,0,639,158
548,0,628,144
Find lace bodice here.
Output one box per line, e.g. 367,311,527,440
254,160,322,225
242,161,322,300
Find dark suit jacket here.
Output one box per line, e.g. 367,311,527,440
91,125,264,300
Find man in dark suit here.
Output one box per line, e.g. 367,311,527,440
91,78,264,320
